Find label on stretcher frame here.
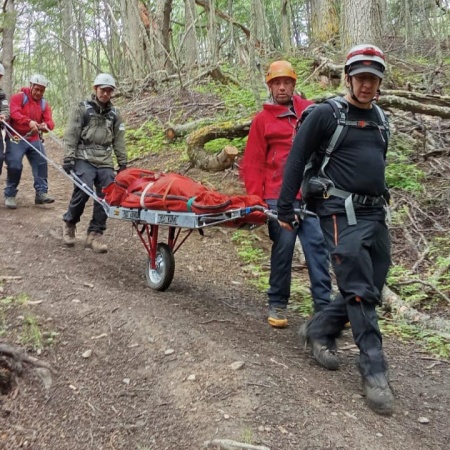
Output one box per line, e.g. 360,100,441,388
157,214,178,225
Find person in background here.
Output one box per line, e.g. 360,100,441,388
0,63,10,179
277,45,394,415
62,73,127,254
241,60,332,328
4,74,55,209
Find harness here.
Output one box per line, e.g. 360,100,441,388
301,97,390,225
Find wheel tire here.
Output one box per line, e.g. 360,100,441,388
145,243,175,291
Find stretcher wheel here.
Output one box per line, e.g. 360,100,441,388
145,243,175,291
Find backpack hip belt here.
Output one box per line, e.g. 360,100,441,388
325,185,387,225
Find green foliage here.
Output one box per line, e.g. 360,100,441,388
289,285,314,317
386,134,424,192
292,57,336,98
125,120,183,160
387,265,429,307
204,137,247,154
380,319,450,358
195,82,259,117
21,315,43,350
241,427,254,445
231,231,269,291
386,162,424,192
386,135,424,192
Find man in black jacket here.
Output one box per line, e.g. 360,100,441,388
277,44,394,415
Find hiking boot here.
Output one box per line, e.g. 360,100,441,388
298,322,340,370
362,373,394,416
85,232,108,254
5,197,17,209
268,306,288,328
35,193,55,204
63,222,76,247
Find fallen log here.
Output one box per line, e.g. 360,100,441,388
186,119,251,171
382,285,450,338
165,118,217,140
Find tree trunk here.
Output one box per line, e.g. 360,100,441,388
58,0,82,104
340,0,383,49
184,0,199,70
154,0,174,73
1,0,17,98
308,0,339,46
280,0,293,53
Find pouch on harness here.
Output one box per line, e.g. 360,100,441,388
298,96,390,225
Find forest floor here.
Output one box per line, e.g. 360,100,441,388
1,93,450,450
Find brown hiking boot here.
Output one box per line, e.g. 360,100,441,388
63,222,76,247
85,232,108,253
268,306,288,328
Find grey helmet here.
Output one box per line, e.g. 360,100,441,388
93,73,116,89
30,74,49,87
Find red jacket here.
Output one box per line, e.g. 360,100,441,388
9,87,55,142
241,95,313,200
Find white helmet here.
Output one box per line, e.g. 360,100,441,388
93,73,116,89
0,64,4,76
30,74,49,87
344,44,386,79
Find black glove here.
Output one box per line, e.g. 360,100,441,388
117,164,127,174
62,157,75,174
277,210,297,228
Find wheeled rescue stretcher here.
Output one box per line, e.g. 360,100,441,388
2,120,310,292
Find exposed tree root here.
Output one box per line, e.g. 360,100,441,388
0,343,57,374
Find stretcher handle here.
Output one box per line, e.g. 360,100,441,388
260,206,316,228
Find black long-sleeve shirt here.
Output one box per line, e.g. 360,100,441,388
277,100,388,222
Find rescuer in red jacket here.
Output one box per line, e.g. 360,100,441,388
4,74,55,209
241,60,332,328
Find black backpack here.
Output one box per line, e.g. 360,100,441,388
298,96,390,224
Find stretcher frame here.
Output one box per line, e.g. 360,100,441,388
106,204,271,291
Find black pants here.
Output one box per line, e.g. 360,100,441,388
63,160,115,234
308,214,391,378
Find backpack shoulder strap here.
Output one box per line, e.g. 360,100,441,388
22,93,46,112
22,93,29,106
373,102,390,139
82,101,95,127
318,97,348,176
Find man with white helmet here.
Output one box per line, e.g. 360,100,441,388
61,73,127,253
4,73,55,209
241,60,332,328
0,63,10,179
277,45,394,415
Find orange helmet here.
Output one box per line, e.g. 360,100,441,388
265,60,297,84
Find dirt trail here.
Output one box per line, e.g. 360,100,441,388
0,141,449,450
